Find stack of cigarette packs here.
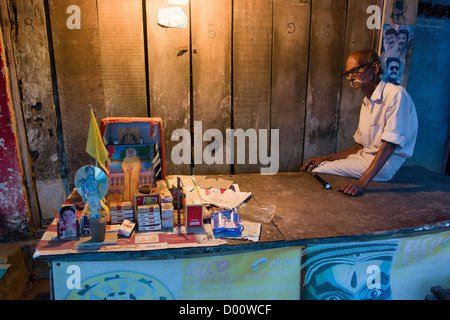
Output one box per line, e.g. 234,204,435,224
136,204,161,231
110,201,134,225
161,202,174,229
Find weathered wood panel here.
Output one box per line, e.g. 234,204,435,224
6,0,66,221
191,0,232,175
48,0,106,188
146,0,190,176
12,0,60,179
97,0,147,117
337,0,378,151
0,19,31,240
303,0,347,163
271,0,310,172
233,0,273,174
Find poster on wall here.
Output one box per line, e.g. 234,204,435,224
52,246,302,300
301,230,450,300
380,24,415,86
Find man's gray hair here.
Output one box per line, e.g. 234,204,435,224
360,50,384,75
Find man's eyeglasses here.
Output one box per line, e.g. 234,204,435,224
342,61,374,80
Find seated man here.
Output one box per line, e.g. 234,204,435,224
301,50,418,196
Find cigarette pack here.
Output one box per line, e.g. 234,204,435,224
138,224,161,232
136,211,160,219
118,220,136,237
162,219,173,228
111,217,134,225
161,203,174,219
137,216,161,226
137,204,160,213
183,186,204,228
111,213,134,220
110,201,133,211
110,209,134,215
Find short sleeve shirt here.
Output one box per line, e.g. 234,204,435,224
353,81,418,158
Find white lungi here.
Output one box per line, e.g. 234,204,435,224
313,81,418,181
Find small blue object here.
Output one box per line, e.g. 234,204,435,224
0,264,11,281
211,208,244,236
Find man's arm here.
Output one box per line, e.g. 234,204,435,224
339,141,397,196
300,144,363,172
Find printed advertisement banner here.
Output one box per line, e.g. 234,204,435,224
301,230,450,300
53,246,302,300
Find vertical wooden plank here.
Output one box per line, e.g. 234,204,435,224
337,0,378,151
11,0,66,221
191,0,232,175
48,0,106,188
146,0,190,176
97,0,147,117
233,0,273,174
271,0,310,172
303,0,347,163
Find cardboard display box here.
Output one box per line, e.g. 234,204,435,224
134,189,160,208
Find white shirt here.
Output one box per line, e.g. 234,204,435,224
353,80,418,158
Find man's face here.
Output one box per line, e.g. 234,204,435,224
387,61,400,82
398,33,407,52
386,34,397,50
345,55,375,89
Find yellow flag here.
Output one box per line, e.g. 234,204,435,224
86,108,110,173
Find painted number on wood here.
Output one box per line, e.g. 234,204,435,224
287,22,296,34
324,25,331,37
24,18,34,31
208,24,216,39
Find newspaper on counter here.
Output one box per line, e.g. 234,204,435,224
201,189,252,210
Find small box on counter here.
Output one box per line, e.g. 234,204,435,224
183,186,204,228
118,220,135,237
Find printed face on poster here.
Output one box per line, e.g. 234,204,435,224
380,24,415,86
58,205,77,239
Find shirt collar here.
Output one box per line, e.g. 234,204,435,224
369,80,386,104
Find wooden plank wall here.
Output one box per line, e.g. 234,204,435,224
271,0,310,172
233,0,273,174
191,0,232,175
303,0,347,162
146,0,191,176
337,0,377,151
97,0,147,117
48,0,106,188
45,0,379,183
